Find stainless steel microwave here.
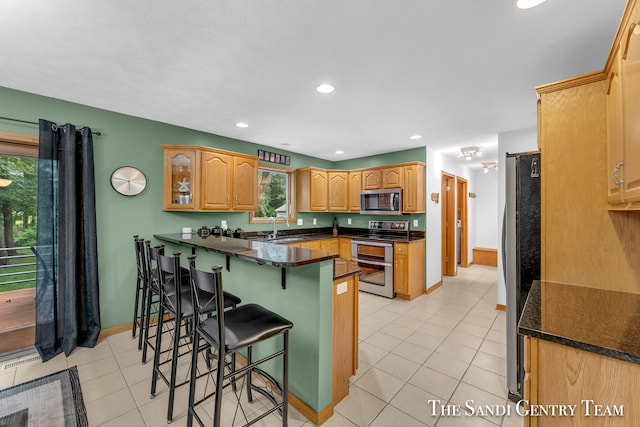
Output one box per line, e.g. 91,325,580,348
360,189,403,215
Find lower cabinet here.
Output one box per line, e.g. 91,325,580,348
332,271,358,405
393,241,425,300
525,337,640,426
339,238,352,259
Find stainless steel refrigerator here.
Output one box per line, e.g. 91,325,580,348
503,152,540,402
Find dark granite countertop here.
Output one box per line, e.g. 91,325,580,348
519,280,640,365
155,233,339,268
244,227,425,244
333,258,361,281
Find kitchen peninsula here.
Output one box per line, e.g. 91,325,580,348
154,233,357,424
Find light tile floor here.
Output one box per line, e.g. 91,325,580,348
0,264,524,426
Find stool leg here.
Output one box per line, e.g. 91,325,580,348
167,313,182,423
132,276,141,339
187,328,200,427
213,346,225,427
141,287,155,364
246,346,253,403
137,279,148,350
282,331,289,427
150,304,165,398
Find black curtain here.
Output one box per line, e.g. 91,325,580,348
35,119,101,362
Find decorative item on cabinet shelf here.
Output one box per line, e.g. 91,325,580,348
258,149,290,165
469,192,477,199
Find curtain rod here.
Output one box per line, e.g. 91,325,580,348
0,116,102,136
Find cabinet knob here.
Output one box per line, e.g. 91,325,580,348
612,161,624,187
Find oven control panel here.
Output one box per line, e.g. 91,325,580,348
368,220,409,231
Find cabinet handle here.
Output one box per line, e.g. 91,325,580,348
235,195,238,203
612,161,624,187
227,195,230,204
622,22,639,60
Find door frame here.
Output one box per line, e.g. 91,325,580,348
456,176,469,268
441,171,456,277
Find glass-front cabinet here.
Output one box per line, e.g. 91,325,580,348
163,147,198,210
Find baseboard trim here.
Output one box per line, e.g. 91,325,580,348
425,281,443,295
496,304,506,312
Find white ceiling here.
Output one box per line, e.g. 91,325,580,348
0,0,627,169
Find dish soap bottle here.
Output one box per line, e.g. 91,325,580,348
332,217,338,237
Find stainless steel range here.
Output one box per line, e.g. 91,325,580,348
351,220,409,298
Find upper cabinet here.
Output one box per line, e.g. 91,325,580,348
328,171,349,211
298,162,425,213
162,145,258,211
608,3,640,210
348,171,362,212
297,168,328,211
163,147,199,210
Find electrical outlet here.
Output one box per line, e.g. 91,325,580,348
221,220,227,228
413,219,419,227
347,218,352,225
297,219,303,226
313,218,317,225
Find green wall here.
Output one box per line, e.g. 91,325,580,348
0,85,426,330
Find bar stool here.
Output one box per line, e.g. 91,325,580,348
186,261,294,427
132,235,148,350
150,251,241,423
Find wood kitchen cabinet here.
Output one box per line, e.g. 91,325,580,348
297,168,328,211
607,44,624,205
348,171,362,212
362,169,381,190
332,270,358,405
393,240,425,300
381,166,403,189
321,238,340,255
200,149,258,211
403,163,425,213
339,238,352,259
162,145,258,212
162,147,199,210
328,171,348,211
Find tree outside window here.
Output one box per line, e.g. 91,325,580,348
251,167,295,223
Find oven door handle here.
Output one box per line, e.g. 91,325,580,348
352,258,392,267
352,240,393,248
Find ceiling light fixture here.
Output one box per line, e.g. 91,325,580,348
515,0,547,9
460,146,482,161
481,161,498,173
335,150,344,155
410,135,422,140
235,122,249,128
316,84,335,94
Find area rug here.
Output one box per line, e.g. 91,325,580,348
0,366,87,427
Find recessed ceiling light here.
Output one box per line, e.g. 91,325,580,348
235,122,249,128
515,0,547,9
317,84,335,94
410,135,422,140
335,150,344,155
281,142,291,146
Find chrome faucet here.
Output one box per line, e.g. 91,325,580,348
271,214,289,238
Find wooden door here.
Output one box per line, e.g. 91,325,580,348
347,171,362,212
456,177,469,268
233,156,258,211
164,147,198,210
328,172,348,211
441,172,456,276
310,169,328,211
382,166,403,189
362,169,381,190
200,151,232,210
621,6,640,204
393,243,408,295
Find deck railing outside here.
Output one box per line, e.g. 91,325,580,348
0,246,37,292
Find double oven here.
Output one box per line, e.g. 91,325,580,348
351,220,409,298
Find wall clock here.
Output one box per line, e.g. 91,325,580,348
110,166,147,196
